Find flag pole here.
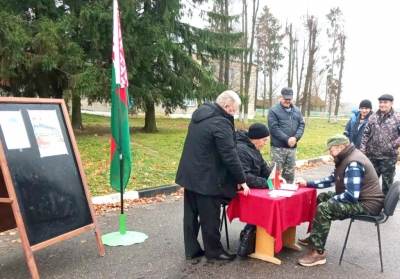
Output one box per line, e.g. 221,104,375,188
117,84,126,235
101,0,147,246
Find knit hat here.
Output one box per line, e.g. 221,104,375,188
359,99,372,109
323,134,349,152
248,123,270,139
378,94,394,101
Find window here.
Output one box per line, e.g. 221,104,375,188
229,68,234,83
183,99,196,107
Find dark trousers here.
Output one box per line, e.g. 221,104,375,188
369,157,397,195
184,189,223,259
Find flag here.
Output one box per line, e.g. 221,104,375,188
110,0,131,192
267,165,280,190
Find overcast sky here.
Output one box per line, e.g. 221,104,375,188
184,0,400,110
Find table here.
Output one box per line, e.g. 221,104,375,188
227,187,317,264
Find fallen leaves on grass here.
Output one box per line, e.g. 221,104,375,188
94,194,166,216
93,188,185,215
295,158,333,172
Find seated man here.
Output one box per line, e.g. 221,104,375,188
295,134,384,267
236,122,284,231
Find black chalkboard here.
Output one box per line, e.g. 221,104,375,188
0,102,92,246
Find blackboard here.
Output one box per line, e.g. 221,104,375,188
0,98,104,279
0,102,92,246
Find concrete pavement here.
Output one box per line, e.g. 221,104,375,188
2,163,400,278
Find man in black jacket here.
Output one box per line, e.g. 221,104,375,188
268,87,305,183
176,90,250,262
236,123,284,232
236,122,273,189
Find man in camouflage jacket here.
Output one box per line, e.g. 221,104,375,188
360,94,400,195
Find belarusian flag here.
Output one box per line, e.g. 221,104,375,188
110,0,131,192
267,165,280,190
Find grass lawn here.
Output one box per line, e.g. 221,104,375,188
76,113,347,196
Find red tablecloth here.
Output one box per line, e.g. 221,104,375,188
227,187,317,253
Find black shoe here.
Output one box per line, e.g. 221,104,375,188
186,249,205,260
213,250,237,261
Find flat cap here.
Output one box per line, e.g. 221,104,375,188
378,94,394,101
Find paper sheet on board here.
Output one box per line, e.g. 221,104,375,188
27,110,68,158
0,111,31,150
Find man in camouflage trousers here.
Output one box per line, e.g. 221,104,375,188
268,87,305,183
360,94,400,195
295,134,384,267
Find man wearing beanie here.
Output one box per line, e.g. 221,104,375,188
361,94,400,195
236,123,277,189
296,134,384,267
268,87,305,183
343,99,373,149
235,123,285,243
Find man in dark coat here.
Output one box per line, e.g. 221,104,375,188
236,122,273,189
268,87,305,183
176,90,250,261
236,122,285,235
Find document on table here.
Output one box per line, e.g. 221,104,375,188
279,183,299,191
269,189,295,198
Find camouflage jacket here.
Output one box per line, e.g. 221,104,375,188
360,108,400,159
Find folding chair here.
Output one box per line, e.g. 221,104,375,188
339,181,400,272
220,198,230,250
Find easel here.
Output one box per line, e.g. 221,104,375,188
0,98,105,278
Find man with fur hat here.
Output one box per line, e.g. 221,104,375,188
344,99,373,149
360,94,400,195
295,134,384,267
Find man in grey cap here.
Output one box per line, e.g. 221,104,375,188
360,94,400,195
295,134,384,267
268,87,305,183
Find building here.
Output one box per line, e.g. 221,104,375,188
81,56,257,119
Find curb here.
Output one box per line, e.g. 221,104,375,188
92,184,181,205
92,155,334,204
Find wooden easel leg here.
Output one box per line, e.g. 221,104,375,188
248,226,281,265
282,226,302,251
94,228,105,257
22,246,40,279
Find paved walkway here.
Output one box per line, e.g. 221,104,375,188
1,163,399,278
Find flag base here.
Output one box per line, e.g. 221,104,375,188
102,213,148,246
102,231,148,246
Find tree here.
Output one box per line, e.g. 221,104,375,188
326,7,344,123
241,0,260,123
256,5,284,113
286,23,296,88
295,39,307,107
335,33,346,120
301,15,319,117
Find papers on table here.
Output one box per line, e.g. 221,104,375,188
279,183,299,191
269,189,295,198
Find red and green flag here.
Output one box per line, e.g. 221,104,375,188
110,0,131,192
267,165,280,190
